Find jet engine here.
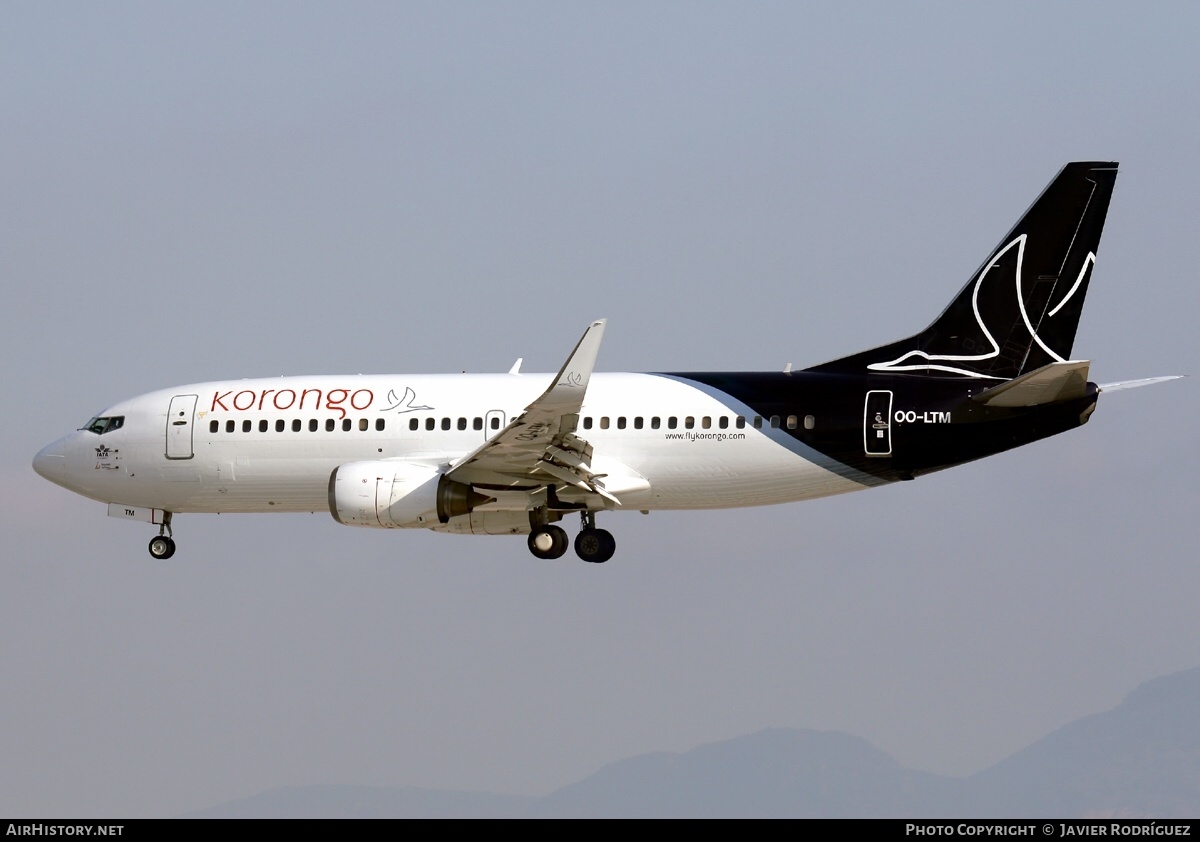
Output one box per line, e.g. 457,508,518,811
328,461,492,528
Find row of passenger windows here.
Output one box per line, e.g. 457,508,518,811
208,414,818,434
580,414,816,431
210,417,387,434
413,416,504,431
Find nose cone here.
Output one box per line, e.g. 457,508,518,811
33,440,67,485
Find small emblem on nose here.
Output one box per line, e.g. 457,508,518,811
94,445,120,471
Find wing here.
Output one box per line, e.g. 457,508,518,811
445,320,619,503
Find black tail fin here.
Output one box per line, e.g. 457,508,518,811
812,162,1118,380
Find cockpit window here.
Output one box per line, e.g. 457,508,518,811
82,416,124,435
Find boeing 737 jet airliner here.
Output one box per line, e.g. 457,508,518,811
33,162,1178,562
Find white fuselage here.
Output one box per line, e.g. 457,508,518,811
35,372,869,528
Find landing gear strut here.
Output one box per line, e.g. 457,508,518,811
574,511,615,563
524,506,616,562
148,512,176,559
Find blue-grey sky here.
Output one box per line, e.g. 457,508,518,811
2,1,1197,817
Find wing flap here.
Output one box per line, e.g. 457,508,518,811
536,459,593,491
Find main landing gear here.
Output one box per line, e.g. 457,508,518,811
147,512,175,559
527,511,616,563
528,524,569,559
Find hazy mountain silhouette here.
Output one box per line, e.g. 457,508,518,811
962,667,1200,818
182,666,1200,818
180,784,533,819
527,728,960,818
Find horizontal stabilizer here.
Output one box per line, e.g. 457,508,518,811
1099,375,1185,393
971,360,1091,407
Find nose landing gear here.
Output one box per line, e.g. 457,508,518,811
148,535,176,559
147,512,175,559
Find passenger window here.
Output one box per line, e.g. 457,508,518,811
804,415,815,430
651,417,661,429
617,417,626,430
259,420,268,433
242,420,251,433
457,417,467,431
327,419,336,432
600,417,610,430
583,417,593,430
490,417,500,430
359,418,369,431
209,420,219,433
753,416,763,429
787,415,798,430
473,417,483,431
702,417,711,429
276,420,285,433
736,416,746,429
668,417,678,429
770,415,780,428
309,419,318,432
376,418,385,431
425,418,435,431
441,418,451,431
634,417,644,430
292,419,301,432
409,418,418,431
719,417,729,429
226,420,235,433
685,416,695,429
342,419,351,432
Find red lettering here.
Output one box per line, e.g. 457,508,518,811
209,385,374,414
326,389,348,420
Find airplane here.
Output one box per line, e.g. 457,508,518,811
32,161,1180,563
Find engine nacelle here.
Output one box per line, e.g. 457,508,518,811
436,511,537,535
328,461,491,529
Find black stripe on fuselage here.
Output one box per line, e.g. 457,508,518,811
658,371,1099,482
